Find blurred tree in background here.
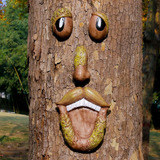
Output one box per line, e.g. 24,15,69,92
0,0,28,113
142,0,160,159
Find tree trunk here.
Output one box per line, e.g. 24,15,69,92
28,0,143,159
142,0,160,159
142,42,158,160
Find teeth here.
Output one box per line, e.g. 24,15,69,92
87,100,95,110
66,104,72,111
79,98,84,107
95,105,101,112
66,98,101,112
84,99,88,106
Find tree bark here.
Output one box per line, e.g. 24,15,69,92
28,0,143,159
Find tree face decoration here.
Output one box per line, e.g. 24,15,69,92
52,8,110,152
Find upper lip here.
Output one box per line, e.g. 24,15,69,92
56,87,110,111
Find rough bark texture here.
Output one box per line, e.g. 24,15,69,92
28,0,143,159
142,0,160,159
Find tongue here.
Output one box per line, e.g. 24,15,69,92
68,107,98,139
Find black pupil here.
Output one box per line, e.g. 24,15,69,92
56,17,65,32
96,17,106,31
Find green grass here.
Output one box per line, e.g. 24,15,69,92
0,112,29,160
149,130,160,160
0,112,160,160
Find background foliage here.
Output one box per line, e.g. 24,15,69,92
0,0,28,113
0,0,159,114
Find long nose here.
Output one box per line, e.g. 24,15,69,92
73,46,91,84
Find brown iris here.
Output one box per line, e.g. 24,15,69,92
89,12,109,42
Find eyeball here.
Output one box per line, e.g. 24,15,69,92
52,8,73,41
89,12,109,42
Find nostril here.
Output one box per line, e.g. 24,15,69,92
73,65,90,86
85,70,91,80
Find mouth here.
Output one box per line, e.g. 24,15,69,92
56,87,110,152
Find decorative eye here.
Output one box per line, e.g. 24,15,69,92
89,12,109,42
52,8,73,41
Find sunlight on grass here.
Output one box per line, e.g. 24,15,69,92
0,112,159,159
0,112,29,160
149,130,160,160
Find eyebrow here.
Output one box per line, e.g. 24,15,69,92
52,8,72,25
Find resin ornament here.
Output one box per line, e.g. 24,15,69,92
53,9,110,152
89,12,109,42
73,46,91,82
57,86,110,151
52,8,73,41
56,46,110,152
